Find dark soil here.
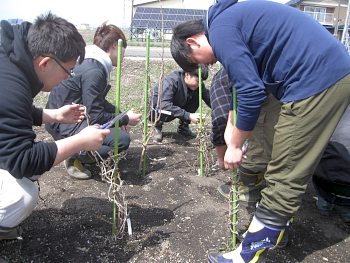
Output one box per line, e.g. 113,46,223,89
1,126,350,263
1,32,350,262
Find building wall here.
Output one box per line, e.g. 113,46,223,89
293,0,348,27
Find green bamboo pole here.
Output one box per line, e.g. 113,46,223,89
198,64,203,177
142,32,150,176
112,39,123,236
232,87,238,247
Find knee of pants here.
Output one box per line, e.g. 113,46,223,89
149,111,175,123
0,177,38,228
20,178,39,210
118,135,131,151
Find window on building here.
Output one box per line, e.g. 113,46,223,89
304,6,326,23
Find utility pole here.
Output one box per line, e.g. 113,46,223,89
334,0,342,39
131,0,134,24
342,0,350,53
122,0,126,30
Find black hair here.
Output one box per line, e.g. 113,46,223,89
171,19,204,72
27,11,86,64
94,21,127,51
188,64,209,81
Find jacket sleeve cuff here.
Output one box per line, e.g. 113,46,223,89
32,105,43,126
184,112,190,120
119,115,129,127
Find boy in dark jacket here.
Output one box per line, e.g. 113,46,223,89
313,106,350,223
0,13,109,241
149,64,211,142
46,22,142,180
171,0,350,262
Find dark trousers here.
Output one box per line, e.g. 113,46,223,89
98,127,130,158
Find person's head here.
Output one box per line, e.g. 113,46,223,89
94,21,127,66
28,11,86,91
184,64,209,90
171,19,217,72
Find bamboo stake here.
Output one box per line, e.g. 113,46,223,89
198,64,203,177
142,32,151,176
232,87,238,247
112,39,123,236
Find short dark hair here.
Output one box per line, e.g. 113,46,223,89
27,11,85,64
188,64,209,81
171,19,204,72
94,21,127,51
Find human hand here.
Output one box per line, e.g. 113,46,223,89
189,113,205,124
217,157,227,171
224,145,247,171
127,109,142,126
56,104,85,124
78,125,110,151
121,124,131,133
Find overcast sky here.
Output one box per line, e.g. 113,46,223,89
0,0,288,28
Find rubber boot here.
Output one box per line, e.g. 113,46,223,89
238,167,265,207
216,166,265,207
177,120,197,138
241,205,293,262
151,121,163,142
208,205,293,263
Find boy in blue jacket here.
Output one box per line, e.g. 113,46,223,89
171,0,350,262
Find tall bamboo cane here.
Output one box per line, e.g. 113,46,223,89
198,64,203,177
232,87,238,246
142,32,150,176
112,39,123,236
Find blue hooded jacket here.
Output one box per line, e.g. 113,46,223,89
204,0,350,131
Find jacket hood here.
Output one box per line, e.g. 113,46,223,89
204,0,238,38
0,20,44,98
84,45,112,78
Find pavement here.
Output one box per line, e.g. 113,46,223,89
124,46,172,60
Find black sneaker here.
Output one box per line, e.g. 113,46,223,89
151,127,163,142
0,225,23,241
316,196,334,216
177,126,197,138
